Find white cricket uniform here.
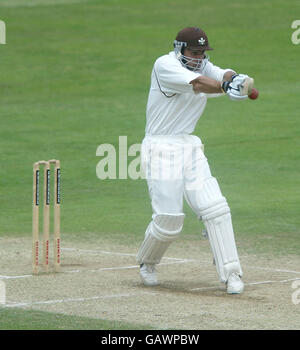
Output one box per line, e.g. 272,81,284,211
146,51,228,136
142,51,229,214
138,51,243,282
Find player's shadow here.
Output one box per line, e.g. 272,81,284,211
133,278,230,299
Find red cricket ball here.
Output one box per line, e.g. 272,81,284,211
249,88,259,100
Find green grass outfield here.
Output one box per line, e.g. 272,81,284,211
0,0,300,329
0,308,152,330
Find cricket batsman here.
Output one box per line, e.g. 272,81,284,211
137,27,255,294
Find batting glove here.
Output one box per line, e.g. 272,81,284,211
222,74,250,101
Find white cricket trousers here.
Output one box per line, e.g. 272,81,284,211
139,134,243,282
141,134,212,215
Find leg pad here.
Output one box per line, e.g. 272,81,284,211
137,213,185,264
198,178,242,282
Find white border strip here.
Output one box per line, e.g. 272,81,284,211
63,248,190,261
2,292,141,308
190,277,300,291
0,274,32,280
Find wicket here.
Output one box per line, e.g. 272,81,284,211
32,160,61,274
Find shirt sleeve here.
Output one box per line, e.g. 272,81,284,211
203,61,233,82
154,55,201,94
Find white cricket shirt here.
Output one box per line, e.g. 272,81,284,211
145,51,230,135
